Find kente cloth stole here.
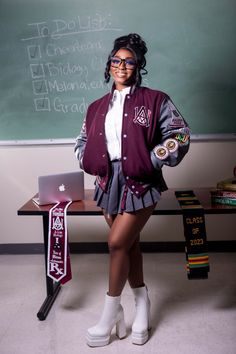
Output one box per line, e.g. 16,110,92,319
175,191,210,279
47,201,72,284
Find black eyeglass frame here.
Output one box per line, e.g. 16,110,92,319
110,56,137,69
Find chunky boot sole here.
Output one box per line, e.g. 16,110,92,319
86,318,127,347
132,328,150,345
86,332,110,347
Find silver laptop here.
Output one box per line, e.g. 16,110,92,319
33,171,84,205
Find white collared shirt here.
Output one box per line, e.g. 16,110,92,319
105,86,131,160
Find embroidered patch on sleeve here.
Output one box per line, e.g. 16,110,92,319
168,100,185,128
175,133,190,144
169,117,185,128
154,146,169,160
163,138,179,152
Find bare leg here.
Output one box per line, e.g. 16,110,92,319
86,208,155,347
128,234,144,288
103,212,144,289
103,212,117,228
105,205,156,297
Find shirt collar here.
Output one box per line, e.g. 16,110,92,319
112,86,131,102
108,83,138,103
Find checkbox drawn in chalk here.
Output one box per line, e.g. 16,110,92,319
34,97,51,111
30,63,45,79
32,80,48,95
27,45,42,60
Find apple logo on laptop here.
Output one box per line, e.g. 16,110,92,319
59,184,65,192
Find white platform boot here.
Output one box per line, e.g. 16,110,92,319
86,294,127,347
131,285,151,345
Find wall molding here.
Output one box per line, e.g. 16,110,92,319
0,241,235,255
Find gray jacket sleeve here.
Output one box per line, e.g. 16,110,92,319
74,118,87,170
150,98,190,170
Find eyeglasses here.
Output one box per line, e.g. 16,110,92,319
110,56,136,69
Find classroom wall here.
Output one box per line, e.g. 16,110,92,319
0,140,235,247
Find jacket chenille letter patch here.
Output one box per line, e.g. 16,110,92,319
133,106,151,127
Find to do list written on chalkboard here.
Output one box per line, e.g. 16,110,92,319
21,14,122,116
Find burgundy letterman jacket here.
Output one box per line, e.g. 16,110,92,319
74,85,190,198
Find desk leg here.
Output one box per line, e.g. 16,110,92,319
37,214,61,321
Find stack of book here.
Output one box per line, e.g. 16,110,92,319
211,177,236,206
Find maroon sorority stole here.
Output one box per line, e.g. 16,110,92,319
47,201,72,284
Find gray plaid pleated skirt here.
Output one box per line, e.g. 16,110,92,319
94,160,161,215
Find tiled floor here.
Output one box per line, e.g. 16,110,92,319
0,253,235,354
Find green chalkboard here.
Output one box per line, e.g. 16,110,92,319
0,0,236,142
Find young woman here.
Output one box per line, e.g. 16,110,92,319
75,33,190,347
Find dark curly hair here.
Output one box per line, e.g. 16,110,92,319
104,33,148,87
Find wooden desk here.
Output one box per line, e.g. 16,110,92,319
18,188,236,320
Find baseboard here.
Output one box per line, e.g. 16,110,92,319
0,243,45,254
0,241,236,254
